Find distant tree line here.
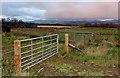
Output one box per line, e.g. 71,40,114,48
1,18,37,32
83,23,119,28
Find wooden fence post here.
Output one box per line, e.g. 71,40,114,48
14,40,21,75
65,33,69,54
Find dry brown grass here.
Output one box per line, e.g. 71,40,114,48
37,25,78,29
85,46,108,56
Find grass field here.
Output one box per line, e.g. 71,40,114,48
2,27,119,76
60,27,118,34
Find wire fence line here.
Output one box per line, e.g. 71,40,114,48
56,32,117,44
16,34,59,71
58,32,94,43
2,45,14,76
2,45,14,55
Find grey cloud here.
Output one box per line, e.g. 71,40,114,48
2,2,48,20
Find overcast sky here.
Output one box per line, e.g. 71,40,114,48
1,1,118,21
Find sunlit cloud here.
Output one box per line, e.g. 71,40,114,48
45,2,118,19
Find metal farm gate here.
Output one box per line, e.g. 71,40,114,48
14,34,59,74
